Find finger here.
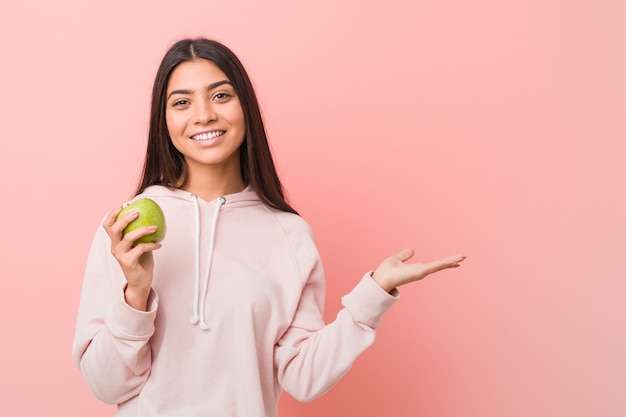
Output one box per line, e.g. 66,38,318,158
395,248,415,263
104,206,129,244
121,225,159,247
112,210,141,240
128,241,162,256
441,254,466,265
116,241,161,269
426,254,467,272
104,206,140,240
103,206,124,233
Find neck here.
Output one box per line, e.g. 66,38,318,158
182,163,246,202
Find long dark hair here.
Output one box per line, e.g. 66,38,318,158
136,38,297,215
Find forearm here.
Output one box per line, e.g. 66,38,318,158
74,294,157,404
275,274,399,402
78,324,152,403
276,309,376,401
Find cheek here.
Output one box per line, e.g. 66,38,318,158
164,116,184,152
165,112,184,136
235,113,247,143
235,116,247,145
230,101,246,130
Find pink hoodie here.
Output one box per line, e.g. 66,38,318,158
73,185,399,416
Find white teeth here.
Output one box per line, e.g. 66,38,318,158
192,131,225,141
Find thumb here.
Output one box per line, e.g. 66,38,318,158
395,248,415,263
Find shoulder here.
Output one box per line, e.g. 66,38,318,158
135,185,185,201
266,208,315,241
267,209,322,276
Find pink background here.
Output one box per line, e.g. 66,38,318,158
1,0,624,416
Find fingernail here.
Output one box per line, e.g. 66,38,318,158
148,225,157,231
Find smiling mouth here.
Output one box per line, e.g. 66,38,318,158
191,131,226,141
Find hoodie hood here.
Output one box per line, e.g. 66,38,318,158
139,184,262,207
136,185,262,330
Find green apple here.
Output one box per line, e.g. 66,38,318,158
116,198,166,246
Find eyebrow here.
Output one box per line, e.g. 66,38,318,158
167,80,233,99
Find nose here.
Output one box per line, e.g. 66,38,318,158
195,101,217,124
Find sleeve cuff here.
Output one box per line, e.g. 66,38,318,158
105,288,158,339
341,272,400,329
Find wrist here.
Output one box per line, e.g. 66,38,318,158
124,285,151,311
370,270,396,294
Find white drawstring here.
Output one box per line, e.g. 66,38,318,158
190,194,201,325
190,195,226,330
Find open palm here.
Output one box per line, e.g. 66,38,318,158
372,248,466,293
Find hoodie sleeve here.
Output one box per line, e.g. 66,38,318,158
273,228,399,402
72,224,157,404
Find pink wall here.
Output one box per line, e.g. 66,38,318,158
1,0,624,416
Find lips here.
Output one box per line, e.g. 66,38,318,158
191,130,226,141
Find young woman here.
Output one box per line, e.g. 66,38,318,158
72,38,465,417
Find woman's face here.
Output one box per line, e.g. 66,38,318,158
165,59,246,178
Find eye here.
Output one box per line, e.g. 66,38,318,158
212,92,232,102
172,98,190,107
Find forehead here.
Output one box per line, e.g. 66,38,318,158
167,59,230,91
